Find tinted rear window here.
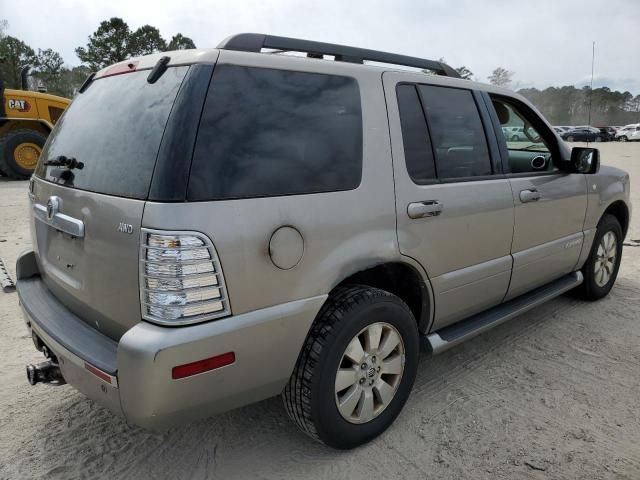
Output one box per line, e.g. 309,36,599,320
35,66,188,199
188,65,362,201
396,84,437,183
417,85,492,179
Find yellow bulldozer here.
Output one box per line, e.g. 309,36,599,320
0,66,70,179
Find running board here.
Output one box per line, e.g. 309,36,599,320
424,271,583,355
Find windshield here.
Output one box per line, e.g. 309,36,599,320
35,66,189,199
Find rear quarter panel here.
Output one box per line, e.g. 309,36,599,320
142,51,400,315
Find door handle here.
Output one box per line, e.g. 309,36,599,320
407,200,443,219
519,189,541,203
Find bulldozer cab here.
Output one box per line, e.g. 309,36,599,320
0,65,71,179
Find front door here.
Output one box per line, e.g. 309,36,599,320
483,95,588,300
383,73,515,330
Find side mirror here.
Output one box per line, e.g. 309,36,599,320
569,147,600,174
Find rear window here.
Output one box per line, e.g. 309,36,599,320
396,84,436,183
417,85,492,179
187,65,362,201
35,66,189,199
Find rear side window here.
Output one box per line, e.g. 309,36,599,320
36,67,189,199
396,84,436,183
188,65,362,201
417,85,492,179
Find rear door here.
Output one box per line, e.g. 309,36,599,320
383,73,515,331
30,65,192,339
483,94,587,300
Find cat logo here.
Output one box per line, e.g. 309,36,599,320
117,222,134,234
8,99,31,113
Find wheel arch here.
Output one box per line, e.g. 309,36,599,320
0,118,52,137
331,260,434,334
603,200,630,239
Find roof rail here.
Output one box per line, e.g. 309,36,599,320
217,33,461,78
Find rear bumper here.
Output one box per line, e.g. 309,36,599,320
17,250,325,429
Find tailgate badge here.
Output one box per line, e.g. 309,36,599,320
117,222,134,234
46,196,61,220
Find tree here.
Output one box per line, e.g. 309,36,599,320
75,17,132,70
0,19,8,40
76,18,197,69
455,66,473,80
31,48,65,93
0,35,36,88
167,33,196,50
130,25,166,56
488,67,513,87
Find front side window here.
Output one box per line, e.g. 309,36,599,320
188,65,362,201
490,96,556,174
417,85,492,179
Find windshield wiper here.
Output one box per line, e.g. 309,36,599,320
44,155,84,170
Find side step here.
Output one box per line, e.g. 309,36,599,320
424,271,583,355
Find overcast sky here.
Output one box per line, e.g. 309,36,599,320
3,0,639,93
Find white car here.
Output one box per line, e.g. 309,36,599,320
615,124,640,142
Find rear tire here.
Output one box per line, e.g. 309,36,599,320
0,129,47,179
567,135,574,142
283,285,419,449
574,214,623,301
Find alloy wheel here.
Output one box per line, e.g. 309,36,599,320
594,231,617,287
334,322,405,424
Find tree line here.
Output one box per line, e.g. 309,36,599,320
2,18,639,126
0,18,195,97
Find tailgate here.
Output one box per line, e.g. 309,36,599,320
30,178,143,339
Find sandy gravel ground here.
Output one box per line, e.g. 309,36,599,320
1,142,639,480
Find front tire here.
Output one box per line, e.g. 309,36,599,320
283,285,419,449
619,136,628,142
0,129,47,179
575,214,623,301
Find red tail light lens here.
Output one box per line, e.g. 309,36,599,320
171,352,236,379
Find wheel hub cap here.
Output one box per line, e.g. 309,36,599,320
14,142,42,170
334,322,405,424
594,231,617,287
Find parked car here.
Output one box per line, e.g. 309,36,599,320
561,127,607,142
503,126,528,141
597,127,616,141
616,124,640,141
16,34,631,449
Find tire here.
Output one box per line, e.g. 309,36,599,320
574,214,623,301
283,285,419,449
595,136,602,142
567,135,574,142
0,129,47,180
619,136,628,142
511,135,519,141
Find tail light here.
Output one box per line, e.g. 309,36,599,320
140,229,230,325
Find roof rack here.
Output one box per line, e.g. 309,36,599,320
217,33,461,78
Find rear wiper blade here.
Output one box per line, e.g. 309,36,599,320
44,155,84,170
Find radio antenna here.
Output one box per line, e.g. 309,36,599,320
587,41,595,126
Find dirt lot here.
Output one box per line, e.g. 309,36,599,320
1,142,639,480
